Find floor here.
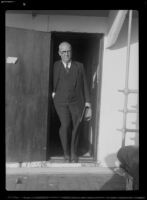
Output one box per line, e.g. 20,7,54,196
6,167,126,191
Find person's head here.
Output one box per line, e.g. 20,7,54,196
58,42,72,63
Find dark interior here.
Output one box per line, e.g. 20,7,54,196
47,32,101,160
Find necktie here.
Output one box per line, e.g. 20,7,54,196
65,63,69,73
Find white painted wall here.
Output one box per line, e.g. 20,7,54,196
98,16,139,167
6,13,107,33
6,12,138,167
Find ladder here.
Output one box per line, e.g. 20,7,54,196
118,89,139,146
118,10,139,147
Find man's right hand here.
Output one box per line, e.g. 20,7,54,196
85,106,92,121
52,92,56,98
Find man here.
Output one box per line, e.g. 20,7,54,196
117,145,139,190
52,41,92,163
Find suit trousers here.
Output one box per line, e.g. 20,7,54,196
54,101,82,157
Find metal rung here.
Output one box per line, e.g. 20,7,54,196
117,128,125,132
128,89,138,93
125,128,139,132
118,89,129,94
118,109,127,113
129,89,138,93
117,128,139,133
127,109,138,113
118,89,138,94
118,109,138,113
131,105,138,109
132,121,137,125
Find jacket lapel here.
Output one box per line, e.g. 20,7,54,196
71,61,79,87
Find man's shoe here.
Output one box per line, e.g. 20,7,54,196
64,155,70,163
71,159,78,163
70,155,78,163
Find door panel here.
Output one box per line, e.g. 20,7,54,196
6,27,51,162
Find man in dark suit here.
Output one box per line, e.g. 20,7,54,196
52,41,92,163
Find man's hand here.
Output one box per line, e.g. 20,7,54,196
52,92,56,98
85,102,92,121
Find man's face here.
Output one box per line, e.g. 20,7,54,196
59,43,72,63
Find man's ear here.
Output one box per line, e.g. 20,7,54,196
58,51,61,57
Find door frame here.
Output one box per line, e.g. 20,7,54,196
93,34,104,162
47,31,104,163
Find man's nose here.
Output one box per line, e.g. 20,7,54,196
65,51,69,55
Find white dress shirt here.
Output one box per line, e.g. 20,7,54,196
62,61,71,69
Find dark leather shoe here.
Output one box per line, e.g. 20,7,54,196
71,159,78,163
70,155,78,163
64,155,70,163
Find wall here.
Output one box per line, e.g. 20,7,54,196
6,13,107,33
98,15,139,167
6,12,138,167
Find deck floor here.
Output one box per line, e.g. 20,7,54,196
6,167,126,191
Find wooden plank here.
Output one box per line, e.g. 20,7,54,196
6,27,51,162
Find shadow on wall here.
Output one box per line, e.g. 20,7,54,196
104,152,118,170
108,15,138,50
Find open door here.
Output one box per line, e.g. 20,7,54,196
47,32,103,162
6,27,51,162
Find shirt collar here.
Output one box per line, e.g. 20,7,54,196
62,61,71,69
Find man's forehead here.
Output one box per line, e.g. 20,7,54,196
59,42,71,50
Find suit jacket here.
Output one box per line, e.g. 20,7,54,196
53,60,90,112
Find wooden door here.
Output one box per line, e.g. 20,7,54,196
6,27,51,162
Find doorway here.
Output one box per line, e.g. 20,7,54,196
47,32,103,162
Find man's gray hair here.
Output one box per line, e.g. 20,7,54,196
59,42,72,51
